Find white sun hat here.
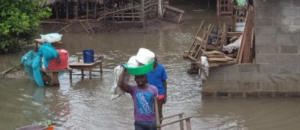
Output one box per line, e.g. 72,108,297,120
135,48,155,65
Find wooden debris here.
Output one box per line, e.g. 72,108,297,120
217,0,234,16
184,5,255,71
163,5,185,24
236,6,255,63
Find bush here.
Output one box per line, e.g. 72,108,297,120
0,0,51,53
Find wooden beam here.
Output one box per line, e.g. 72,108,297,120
154,98,161,129
161,113,184,120
86,0,89,19
66,0,69,19
159,117,193,127
141,0,145,28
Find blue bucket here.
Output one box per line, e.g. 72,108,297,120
83,49,94,63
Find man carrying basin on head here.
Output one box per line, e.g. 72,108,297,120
118,65,158,130
119,48,159,130
135,48,168,122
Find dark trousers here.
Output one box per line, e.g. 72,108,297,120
134,120,156,130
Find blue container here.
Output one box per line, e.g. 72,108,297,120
83,49,94,63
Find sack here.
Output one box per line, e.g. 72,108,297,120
40,33,63,43
110,65,126,100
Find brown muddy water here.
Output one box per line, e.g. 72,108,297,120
1,1,300,130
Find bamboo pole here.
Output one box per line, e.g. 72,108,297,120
86,0,89,19
66,0,69,19
186,118,191,130
94,1,97,18
55,2,59,19
158,0,163,17
154,98,161,130
74,0,78,19
141,0,145,27
179,114,184,130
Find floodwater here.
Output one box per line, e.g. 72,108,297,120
1,1,300,130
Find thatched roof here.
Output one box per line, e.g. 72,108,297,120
42,0,104,6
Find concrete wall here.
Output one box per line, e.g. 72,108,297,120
202,0,300,97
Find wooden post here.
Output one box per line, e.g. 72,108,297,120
69,69,72,83
132,0,134,21
158,0,163,17
55,2,59,19
74,0,78,19
86,0,89,19
94,1,97,18
66,0,69,19
141,0,145,28
100,62,103,74
186,118,191,130
81,69,84,80
89,69,92,79
179,113,184,130
154,98,161,130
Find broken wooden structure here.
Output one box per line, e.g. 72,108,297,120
217,0,234,16
41,0,174,33
184,4,254,70
217,0,248,29
184,20,235,68
154,98,192,130
163,5,185,24
236,5,254,63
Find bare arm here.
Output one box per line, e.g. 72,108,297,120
118,68,131,93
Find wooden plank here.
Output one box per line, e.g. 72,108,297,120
208,56,233,62
196,36,203,42
165,5,184,13
203,50,225,55
69,60,102,67
154,98,161,128
159,117,192,127
162,113,184,120
186,118,191,130
185,21,205,57
241,6,254,63
179,114,184,130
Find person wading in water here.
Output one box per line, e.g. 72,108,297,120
119,68,158,130
146,57,168,122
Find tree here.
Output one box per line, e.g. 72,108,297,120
0,0,51,53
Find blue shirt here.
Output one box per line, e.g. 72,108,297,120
146,64,168,95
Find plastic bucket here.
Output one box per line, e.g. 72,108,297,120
83,49,94,63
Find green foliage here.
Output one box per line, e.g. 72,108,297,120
0,0,52,53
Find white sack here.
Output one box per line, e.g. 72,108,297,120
40,33,63,43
